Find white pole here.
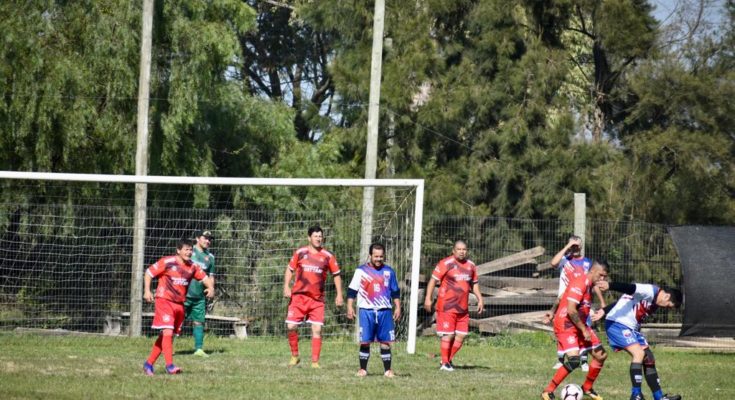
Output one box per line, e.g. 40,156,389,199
130,0,154,337
406,181,424,354
359,0,385,263
574,193,586,255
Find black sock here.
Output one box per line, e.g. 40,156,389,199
644,365,662,393
630,362,643,390
359,344,370,370
380,347,392,371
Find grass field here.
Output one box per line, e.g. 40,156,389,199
1,332,733,399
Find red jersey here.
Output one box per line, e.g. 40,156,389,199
553,273,593,331
432,256,478,314
288,246,340,302
147,255,207,304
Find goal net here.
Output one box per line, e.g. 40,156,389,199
0,172,424,352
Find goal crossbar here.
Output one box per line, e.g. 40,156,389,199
0,171,425,354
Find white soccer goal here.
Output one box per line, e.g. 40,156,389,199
0,171,424,353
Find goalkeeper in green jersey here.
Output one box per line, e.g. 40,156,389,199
185,230,216,357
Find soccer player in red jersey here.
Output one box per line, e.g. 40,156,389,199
283,225,344,368
423,240,484,371
142,238,214,376
541,259,610,400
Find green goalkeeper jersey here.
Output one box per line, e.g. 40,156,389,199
187,246,215,300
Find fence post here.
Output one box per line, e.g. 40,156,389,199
574,193,586,255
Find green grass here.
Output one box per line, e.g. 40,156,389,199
1,332,733,399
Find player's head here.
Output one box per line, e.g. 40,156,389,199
193,229,213,249
369,243,385,267
568,235,582,257
656,286,683,308
588,258,609,284
307,225,323,248
452,240,468,261
176,238,194,261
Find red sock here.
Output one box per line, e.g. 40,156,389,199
582,359,603,392
545,365,571,393
440,338,452,364
311,336,322,363
287,330,299,356
449,339,464,361
161,329,174,366
146,335,163,365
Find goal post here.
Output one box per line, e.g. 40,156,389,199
0,171,424,354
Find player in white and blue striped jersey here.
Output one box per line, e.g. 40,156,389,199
346,243,401,378
600,282,683,400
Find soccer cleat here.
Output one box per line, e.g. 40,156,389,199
356,369,367,377
581,362,589,372
541,392,556,400
143,361,155,376
165,364,182,374
552,361,563,369
383,369,395,378
584,389,603,400
439,363,454,371
193,349,209,357
288,356,300,367
661,395,681,400
630,394,644,400
310,362,321,369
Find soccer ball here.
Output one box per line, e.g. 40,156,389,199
560,384,583,400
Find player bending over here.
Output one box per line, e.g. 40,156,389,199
598,282,683,400
347,243,401,378
541,259,609,400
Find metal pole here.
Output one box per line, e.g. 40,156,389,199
130,0,154,337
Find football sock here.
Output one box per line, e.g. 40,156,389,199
644,364,664,400
449,338,464,361
287,330,299,356
193,324,204,350
359,344,370,370
440,337,452,364
146,335,163,365
311,336,322,363
161,329,174,366
630,362,643,395
582,358,603,392
545,363,572,392
380,346,392,371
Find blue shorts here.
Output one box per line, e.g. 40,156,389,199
605,320,649,351
358,308,395,344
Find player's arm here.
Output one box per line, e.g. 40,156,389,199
390,269,401,320
333,273,344,307
201,275,215,299
551,237,580,268
472,282,484,313
607,282,637,295
424,277,437,312
543,297,560,324
566,299,588,335
346,295,356,320
144,271,154,303
283,267,293,298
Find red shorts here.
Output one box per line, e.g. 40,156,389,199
436,312,469,335
285,294,325,326
152,298,185,334
555,325,602,355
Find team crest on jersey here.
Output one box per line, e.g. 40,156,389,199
383,270,391,286
204,256,209,262
170,265,177,272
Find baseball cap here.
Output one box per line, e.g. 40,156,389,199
193,229,213,239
